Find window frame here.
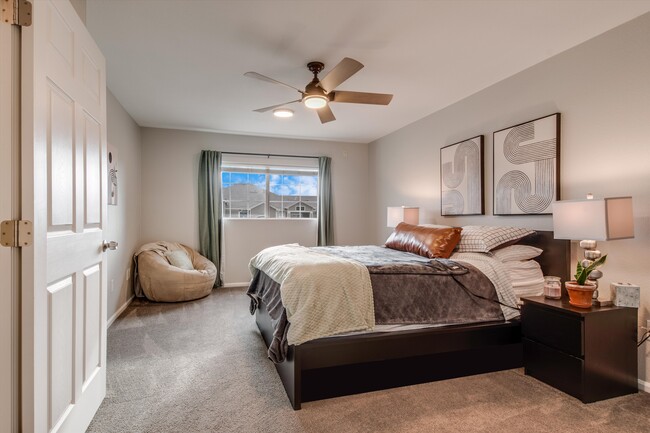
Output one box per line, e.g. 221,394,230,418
221,164,319,220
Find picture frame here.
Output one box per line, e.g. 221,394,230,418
493,113,560,215
440,135,484,216
108,144,118,206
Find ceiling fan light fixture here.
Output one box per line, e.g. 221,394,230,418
245,57,392,124
303,95,328,109
272,108,294,118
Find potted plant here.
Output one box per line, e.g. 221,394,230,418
565,255,607,308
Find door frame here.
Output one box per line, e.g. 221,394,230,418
0,16,21,433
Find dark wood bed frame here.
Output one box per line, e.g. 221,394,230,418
254,231,570,409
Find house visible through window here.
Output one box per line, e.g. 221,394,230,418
221,157,318,219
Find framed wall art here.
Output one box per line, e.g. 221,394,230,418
493,113,560,215
108,143,118,206
440,135,484,216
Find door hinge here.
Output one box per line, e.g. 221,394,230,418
1,220,33,248
1,0,32,27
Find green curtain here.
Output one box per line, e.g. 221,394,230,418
198,150,222,287
318,156,333,246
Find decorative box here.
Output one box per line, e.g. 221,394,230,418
610,282,640,308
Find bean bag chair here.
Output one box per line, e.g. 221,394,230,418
134,241,217,302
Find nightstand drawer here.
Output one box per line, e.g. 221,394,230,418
523,338,585,401
522,303,583,358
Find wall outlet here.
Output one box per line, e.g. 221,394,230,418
126,267,130,281
110,279,115,293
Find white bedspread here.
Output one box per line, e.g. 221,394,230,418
249,244,375,345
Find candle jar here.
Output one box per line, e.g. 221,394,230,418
544,276,562,299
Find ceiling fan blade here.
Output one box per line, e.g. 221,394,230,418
318,57,364,93
317,105,336,124
332,90,393,105
253,99,301,113
244,72,304,94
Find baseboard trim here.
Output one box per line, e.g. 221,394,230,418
638,378,650,393
108,295,134,328
221,282,250,288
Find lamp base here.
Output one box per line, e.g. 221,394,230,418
579,239,603,303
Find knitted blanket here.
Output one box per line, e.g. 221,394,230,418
249,244,374,345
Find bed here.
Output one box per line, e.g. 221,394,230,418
249,229,570,409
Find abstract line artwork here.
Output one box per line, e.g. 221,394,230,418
441,135,484,216
493,113,560,215
108,144,118,206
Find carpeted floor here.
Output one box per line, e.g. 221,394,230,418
87,287,650,433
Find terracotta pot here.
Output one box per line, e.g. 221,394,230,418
565,281,596,308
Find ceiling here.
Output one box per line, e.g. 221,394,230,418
86,0,650,144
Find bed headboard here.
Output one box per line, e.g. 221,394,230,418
518,230,571,286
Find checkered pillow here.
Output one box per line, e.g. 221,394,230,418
455,226,535,253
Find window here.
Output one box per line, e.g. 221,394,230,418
221,157,318,219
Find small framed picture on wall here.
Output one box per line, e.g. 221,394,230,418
493,113,560,215
440,135,484,216
108,144,118,206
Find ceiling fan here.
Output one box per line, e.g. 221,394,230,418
244,57,393,124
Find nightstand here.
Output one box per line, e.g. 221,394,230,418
521,296,638,403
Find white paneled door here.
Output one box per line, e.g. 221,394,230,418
22,1,108,432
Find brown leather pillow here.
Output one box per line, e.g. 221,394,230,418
385,223,462,259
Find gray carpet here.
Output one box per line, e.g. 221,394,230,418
88,287,650,433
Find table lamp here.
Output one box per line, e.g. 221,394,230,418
387,206,419,228
552,196,634,303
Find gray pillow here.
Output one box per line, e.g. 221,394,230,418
165,250,194,270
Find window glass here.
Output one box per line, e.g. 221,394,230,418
221,165,318,219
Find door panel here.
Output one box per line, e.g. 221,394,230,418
23,1,108,432
48,84,75,229
46,4,74,74
81,51,102,110
47,277,74,430
83,264,102,386
84,113,101,226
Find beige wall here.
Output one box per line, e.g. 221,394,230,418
106,90,142,321
140,128,370,281
369,13,650,384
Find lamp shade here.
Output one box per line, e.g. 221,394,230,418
552,197,634,241
387,206,419,227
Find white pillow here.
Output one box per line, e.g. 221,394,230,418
503,260,544,281
165,250,194,270
492,245,543,262
505,259,544,298
455,226,535,253
511,278,545,298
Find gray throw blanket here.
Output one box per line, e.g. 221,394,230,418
248,271,289,363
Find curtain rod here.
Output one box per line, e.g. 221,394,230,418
220,151,320,160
